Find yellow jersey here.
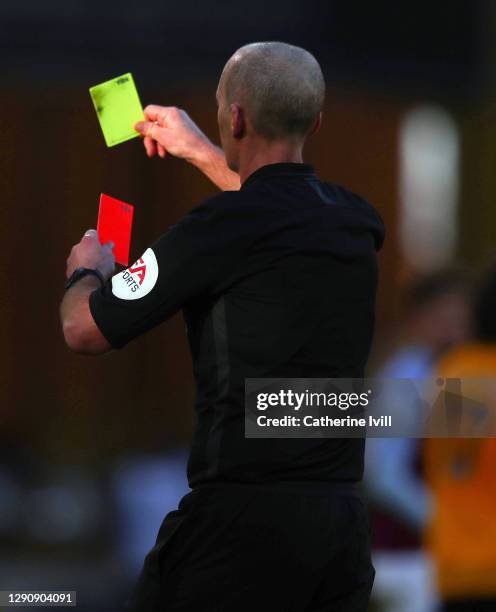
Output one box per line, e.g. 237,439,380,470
424,342,496,598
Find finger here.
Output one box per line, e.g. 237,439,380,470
135,119,161,139
134,120,149,135
157,143,167,158
104,241,114,250
83,229,98,240
143,104,171,122
147,121,161,141
144,135,157,158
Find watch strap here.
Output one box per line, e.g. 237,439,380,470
65,267,105,291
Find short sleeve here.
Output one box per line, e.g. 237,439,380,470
89,202,241,348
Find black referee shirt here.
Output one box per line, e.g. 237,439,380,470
90,163,385,487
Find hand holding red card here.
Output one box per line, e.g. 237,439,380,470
97,194,134,266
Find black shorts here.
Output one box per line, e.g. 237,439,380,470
126,481,374,612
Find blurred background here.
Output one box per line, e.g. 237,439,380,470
2,1,496,610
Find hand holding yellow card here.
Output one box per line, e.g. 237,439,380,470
89,73,143,147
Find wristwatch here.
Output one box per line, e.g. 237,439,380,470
65,267,105,291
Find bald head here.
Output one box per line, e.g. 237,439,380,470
219,42,325,141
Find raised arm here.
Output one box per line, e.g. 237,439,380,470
134,105,240,192
60,230,115,355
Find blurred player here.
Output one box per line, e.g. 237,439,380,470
365,268,472,612
424,264,496,611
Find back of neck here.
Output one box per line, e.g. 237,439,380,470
238,139,304,184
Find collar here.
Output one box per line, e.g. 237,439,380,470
240,162,317,189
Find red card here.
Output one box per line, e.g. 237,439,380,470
97,193,134,266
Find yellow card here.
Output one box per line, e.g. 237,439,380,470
89,73,144,147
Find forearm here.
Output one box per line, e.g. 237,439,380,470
190,141,240,191
60,277,109,355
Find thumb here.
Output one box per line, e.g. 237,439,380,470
139,121,159,140
104,240,114,250
135,120,157,137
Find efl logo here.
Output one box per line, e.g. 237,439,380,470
112,247,158,300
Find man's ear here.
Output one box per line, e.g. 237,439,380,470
308,112,322,137
230,103,245,139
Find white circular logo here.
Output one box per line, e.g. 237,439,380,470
111,247,159,300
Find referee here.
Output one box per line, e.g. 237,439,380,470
61,42,384,611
